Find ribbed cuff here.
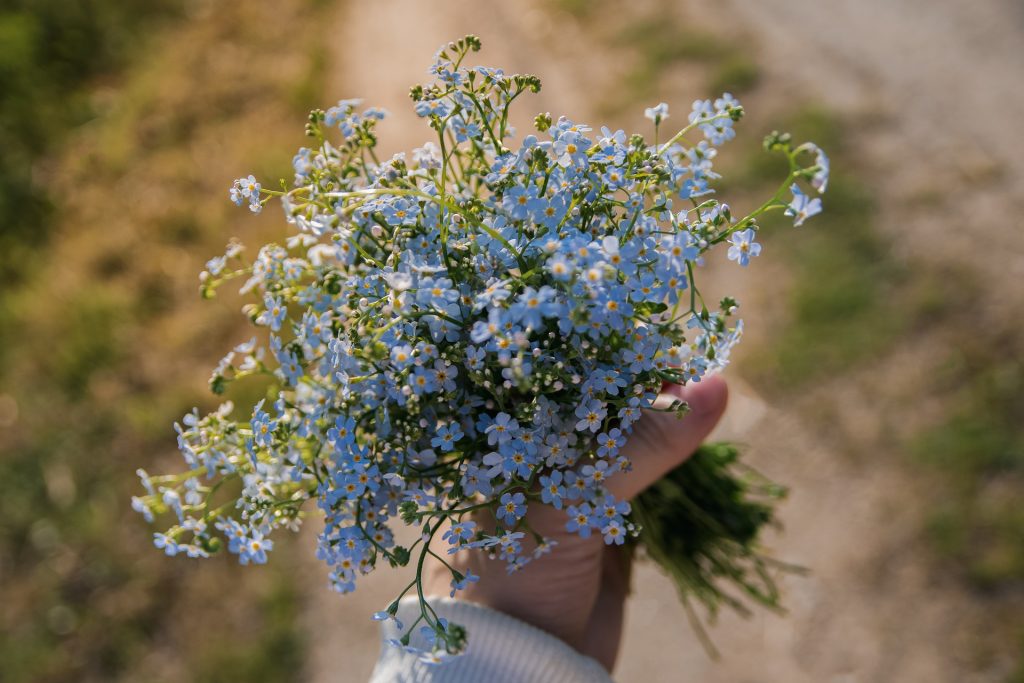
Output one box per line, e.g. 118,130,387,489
368,597,615,682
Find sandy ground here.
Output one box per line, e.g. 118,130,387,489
711,0,1024,296
298,1,1024,681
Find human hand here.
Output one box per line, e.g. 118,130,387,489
426,376,728,671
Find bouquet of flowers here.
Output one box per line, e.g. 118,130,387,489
134,36,826,663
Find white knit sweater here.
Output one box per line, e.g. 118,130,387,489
369,598,615,682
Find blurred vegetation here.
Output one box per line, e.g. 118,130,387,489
0,1,333,681
0,0,183,363
552,0,596,21
916,330,1024,590
609,16,760,112
738,107,908,386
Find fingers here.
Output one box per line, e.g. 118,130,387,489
607,375,728,501
579,545,634,670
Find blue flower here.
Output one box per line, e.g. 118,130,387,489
432,360,459,392
496,492,527,524
206,255,227,276
372,610,405,631
552,130,590,168
409,366,438,395
497,531,525,558
476,280,513,309
715,92,740,111
153,532,181,556
689,99,714,124
546,254,574,281
443,519,477,546
485,412,519,445
627,272,664,303
602,520,626,545
475,65,506,84
534,193,570,228
502,185,537,220
449,569,480,597
483,440,534,479
132,496,154,523
598,495,631,522
486,152,521,184
661,231,699,266
239,530,273,565
683,355,709,383
510,286,560,330
596,428,625,458
257,294,287,331
539,471,566,509
581,458,611,486
301,310,334,347
566,503,595,538
382,198,419,226
336,471,368,500
591,127,627,165
230,175,262,213
592,368,627,396
574,399,607,433
450,116,481,143
689,97,736,145
390,344,414,369
540,434,572,468
809,145,830,193
465,345,486,370
328,415,357,449
431,422,464,452
727,228,762,266
279,350,303,386
417,277,459,309
644,102,669,125
215,518,248,555
460,464,493,498
414,98,451,118
251,401,277,448
470,308,504,344
601,166,631,192
785,183,823,226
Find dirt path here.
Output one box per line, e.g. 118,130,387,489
710,0,1024,292
302,2,1021,681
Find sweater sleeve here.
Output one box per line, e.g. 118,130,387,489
368,597,616,683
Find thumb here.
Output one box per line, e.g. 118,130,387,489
607,375,728,501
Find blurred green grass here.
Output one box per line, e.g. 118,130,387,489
915,331,1024,590
0,2,333,681
736,107,908,386
0,0,183,363
595,11,759,118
